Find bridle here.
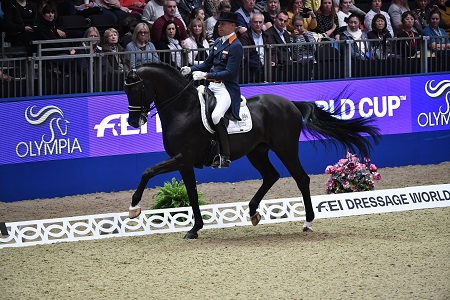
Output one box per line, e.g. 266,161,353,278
124,69,194,119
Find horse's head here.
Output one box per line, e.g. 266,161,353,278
124,69,153,128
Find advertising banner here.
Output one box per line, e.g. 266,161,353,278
1,74,449,166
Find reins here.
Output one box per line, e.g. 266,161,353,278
125,70,194,119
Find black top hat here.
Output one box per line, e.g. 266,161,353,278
217,11,239,23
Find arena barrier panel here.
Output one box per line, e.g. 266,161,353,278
1,184,449,249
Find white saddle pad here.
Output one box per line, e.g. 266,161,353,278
197,85,252,134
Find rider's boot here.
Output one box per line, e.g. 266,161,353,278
212,118,230,168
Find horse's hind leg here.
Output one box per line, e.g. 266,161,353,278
273,149,314,231
246,148,280,225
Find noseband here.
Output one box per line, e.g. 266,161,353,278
125,69,194,119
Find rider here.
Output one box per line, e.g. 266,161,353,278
180,11,243,169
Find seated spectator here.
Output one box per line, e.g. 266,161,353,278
423,9,450,52
337,0,352,32
239,11,275,79
120,0,146,15
413,0,431,33
262,0,281,29
94,0,132,24
125,22,160,68
151,0,188,44
365,0,394,37
340,13,369,59
184,18,210,65
367,13,393,59
0,70,14,81
155,19,184,68
266,11,293,65
314,0,340,40
177,0,203,26
291,14,316,63
103,27,130,74
142,0,185,28
76,26,106,75
235,0,260,34
388,0,419,32
206,0,231,44
286,0,317,33
3,0,39,54
189,7,206,23
37,0,76,16
72,0,103,18
435,0,450,35
396,11,420,57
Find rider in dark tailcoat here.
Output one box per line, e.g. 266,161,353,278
181,11,243,168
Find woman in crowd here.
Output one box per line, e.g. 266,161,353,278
340,13,369,59
3,0,39,54
205,0,231,44
291,14,316,63
314,0,340,40
337,0,353,32
365,0,394,36
102,28,130,74
413,0,431,34
367,13,393,59
435,0,450,35
286,0,317,33
155,20,183,68
76,26,106,75
125,22,160,69
388,0,418,32
422,9,450,52
190,7,206,22
396,11,420,57
183,18,210,66
262,0,280,29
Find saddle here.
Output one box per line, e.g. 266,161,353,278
197,86,252,134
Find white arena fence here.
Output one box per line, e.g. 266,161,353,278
1,184,449,249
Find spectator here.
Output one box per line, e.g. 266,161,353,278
239,11,275,78
37,0,76,16
103,27,130,74
76,26,106,75
94,0,132,24
206,0,231,44
184,18,210,65
120,0,146,15
151,0,188,44
340,13,369,59
235,0,260,34
337,0,353,32
190,7,206,22
435,0,450,35
396,11,420,57
142,0,185,28
291,14,316,63
3,0,39,54
72,0,103,18
204,0,222,18
286,0,317,33
0,70,14,81
266,11,293,65
126,22,160,68
423,9,450,52
314,0,339,40
262,0,281,29
367,13,393,59
388,0,417,32
365,0,394,36
177,0,203,25
413,0,431,33
155,19,184,68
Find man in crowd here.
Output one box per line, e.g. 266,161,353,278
142,0,185,29
150,0,187,43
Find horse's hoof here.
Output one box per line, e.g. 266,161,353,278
129,207,141,219
183,232,198,239
302,226,313,232
250,212,261,226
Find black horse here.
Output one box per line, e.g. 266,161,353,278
124,63,380,239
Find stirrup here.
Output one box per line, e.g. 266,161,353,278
211,154,230,168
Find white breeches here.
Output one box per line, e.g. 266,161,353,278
209,82,231,125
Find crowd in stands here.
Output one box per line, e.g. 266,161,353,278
1,0,450,84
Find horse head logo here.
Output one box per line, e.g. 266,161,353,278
425,80,450,115
25,105,70,143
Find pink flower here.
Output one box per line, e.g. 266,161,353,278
364,157,370,163
338,158,348,165
343,181,350,189
370,164,378,172
325,165,336,174
372,172,381,180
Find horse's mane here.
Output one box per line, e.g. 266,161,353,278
139,62,191,86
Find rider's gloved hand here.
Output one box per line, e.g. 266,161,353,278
193,71,207,80
180,66,191,76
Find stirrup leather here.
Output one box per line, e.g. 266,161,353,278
211,154,230,168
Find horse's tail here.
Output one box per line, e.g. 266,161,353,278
293,101,381,157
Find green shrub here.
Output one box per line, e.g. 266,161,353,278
151,177,206,210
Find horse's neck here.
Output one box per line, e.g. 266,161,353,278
155,89,200,127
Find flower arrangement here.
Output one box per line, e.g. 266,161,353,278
325,151,382,194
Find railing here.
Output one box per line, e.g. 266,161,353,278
1,36,449,99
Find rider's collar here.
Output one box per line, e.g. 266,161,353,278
221,32,236,44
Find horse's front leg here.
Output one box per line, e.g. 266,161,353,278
179,167,203,239
129,154,184,218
